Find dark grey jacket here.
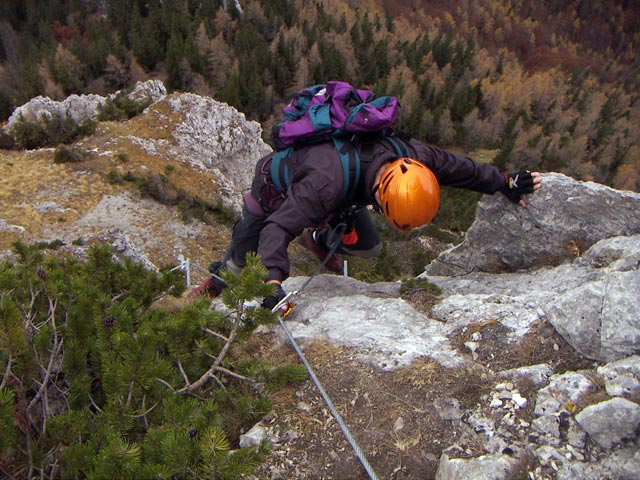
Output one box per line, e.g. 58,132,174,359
250,137,507,282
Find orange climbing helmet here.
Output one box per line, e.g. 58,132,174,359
377,158,440,231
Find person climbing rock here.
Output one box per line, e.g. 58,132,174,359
191,82,541,308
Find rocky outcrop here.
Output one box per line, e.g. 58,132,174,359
5,80,167,129
113,91,270,211
425,173,640,276
270,173,639,480
161,93,269,199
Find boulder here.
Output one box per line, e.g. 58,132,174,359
425,173,640,276
575,398,640,449
435,453,519,480
544,236,640,362
597,355,640,397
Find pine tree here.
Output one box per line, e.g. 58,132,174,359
0,242,304,478
130,5,164,72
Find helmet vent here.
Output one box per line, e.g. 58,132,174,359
400,163,408,174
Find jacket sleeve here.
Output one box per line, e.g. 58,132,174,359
408,139,506,194
257,147,345,282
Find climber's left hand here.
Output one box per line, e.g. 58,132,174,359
501,171,542,207
262,281,286,311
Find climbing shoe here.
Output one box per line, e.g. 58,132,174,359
190,275,227,298
298,228,343,273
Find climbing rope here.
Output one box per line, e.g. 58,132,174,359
271,306,379,480
270,223,380,480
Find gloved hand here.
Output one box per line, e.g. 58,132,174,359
262,282,286,311
501,170,535,205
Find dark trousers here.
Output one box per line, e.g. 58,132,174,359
210,200,381,275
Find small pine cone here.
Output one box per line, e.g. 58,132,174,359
188,428,198,439
37,267,46,281
103,315,117,328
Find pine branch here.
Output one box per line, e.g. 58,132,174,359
129,400,159,419
198,351,253,383
1,354,12,389
26,428,34,480
89,394,104,414
213,365,253,383
177,357,191,385
155,377,175,391
27,298,63,421
180,306,244,393
126,379,135,408
210,374,231,400
203,327,228,342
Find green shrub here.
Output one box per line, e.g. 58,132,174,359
0,128,15,149
0,244,293,478
54,144,91,163
11,114,48,149
11,113,96,150
431,186,482,233
98,92,151,121
399,278,442,296
106,169,123,184
44,115,96,145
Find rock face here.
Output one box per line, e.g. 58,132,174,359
545,235,640,362
163,93,269,200
6,80,167,128
425,173,640,276
274,173,639,479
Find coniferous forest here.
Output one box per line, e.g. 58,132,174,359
0,0,639,190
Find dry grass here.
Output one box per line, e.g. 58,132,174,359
0,115,233,273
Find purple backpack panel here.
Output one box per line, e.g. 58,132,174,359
272,81,398,150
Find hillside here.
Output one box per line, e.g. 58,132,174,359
1,85,639,479
0,82,270,272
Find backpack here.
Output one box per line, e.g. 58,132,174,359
270,81,410,202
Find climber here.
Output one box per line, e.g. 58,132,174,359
191,135,542,309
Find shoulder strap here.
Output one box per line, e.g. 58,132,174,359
333,137,360,201
270,147,293,192
269,139,360,204
382,132,412,158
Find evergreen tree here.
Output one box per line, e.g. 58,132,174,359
130,4,164,72
312,38,347,84
263,0,297,28
107,0,137,48
0,242,304,478
431,33,454,69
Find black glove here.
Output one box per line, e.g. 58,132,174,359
501,171,535,204
262,283,286,310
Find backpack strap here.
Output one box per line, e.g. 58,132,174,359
333,137,360,201
270,147,293,192
269,139,360,204
382,132,412,158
